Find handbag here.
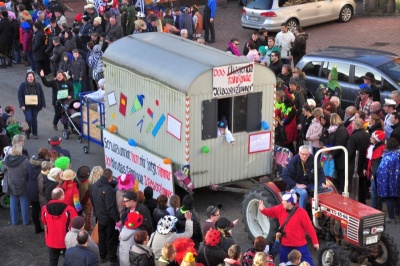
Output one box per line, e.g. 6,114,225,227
73,81,82,99
91,222,99,244
274,146,292,168
25,95,38,105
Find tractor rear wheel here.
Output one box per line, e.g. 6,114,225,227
318,242,350,266
242,187,279,245
369,233,399,266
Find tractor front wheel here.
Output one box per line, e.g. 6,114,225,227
242,187,279,245
369,233,399,266
318,242,350,266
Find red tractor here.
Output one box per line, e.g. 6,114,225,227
242,146,399,265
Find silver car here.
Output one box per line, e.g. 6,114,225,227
241,0,356,31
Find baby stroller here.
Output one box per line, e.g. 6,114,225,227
57,98,83,142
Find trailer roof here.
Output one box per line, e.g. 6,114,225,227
102,33,248,93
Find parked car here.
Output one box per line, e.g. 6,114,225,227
241,0,356,32
296,46,400,108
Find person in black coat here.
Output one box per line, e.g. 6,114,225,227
129,230,156,266
26,148,49,233
79,15,93,51
346,118,370,204
32,22,47,75
89,168,120,264
143,186,157,218
17,71,46,139
268,51,283,76
390,113,400,143
327,114,349,193
197,228,227,266
40,70,73,131
64,230,99,266
152,195,170,226
175,195,203,250
0,11,15,68
49,37,67,76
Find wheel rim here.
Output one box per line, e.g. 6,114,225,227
246,199,271,238
320,249,335,266
341,8,352,21
287,20,297,31
374,240,389,264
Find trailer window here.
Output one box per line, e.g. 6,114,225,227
201,92,262,140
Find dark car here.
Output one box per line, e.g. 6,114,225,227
296,46,400,108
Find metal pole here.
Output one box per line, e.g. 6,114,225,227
351,151,359,201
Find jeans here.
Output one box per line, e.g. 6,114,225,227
13,42,21,64
280,244,314,266
26,52,35,71
385,197,400,219
98,222,120,262
10,194,29,225
293,183,331,209
23,107,39,135
370,178,382,210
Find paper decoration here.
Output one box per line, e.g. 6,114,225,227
107,91,117,106
146,122,153,133
111,112,116,119
119,93,127,116
248,132,271,154
137,116,144,133
147,108,153,118
131,94,145,113
163,158,172,164
155,100,159,106
167,114,182,140
152,114,166,137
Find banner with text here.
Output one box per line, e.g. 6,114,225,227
103,130,174,198
212,62,254,98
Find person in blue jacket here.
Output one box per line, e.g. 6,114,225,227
204,0,216,43
282,145,328,209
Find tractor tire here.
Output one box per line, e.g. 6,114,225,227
369,232,399,266
242,186,279,245
318,242,350,266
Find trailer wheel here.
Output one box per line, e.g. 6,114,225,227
318,242,350,266
0,194,10,208
83,146,89,154
242,187,279,245
369,233,399,266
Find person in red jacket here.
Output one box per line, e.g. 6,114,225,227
258,190,319,266
41,187,78,266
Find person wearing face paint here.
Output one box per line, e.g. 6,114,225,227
18,71,46,139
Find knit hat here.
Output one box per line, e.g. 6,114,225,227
48,167,62,179
71,216,85,229
77,166,91,181
61,169,76,181
54,156,70,170
124,190,138,201
204,228,221,246
217,116,228,129
118,174,135,191
74,13,82,22
372,130,385,143
282,189,297,205
157,215,178,234
49,136,62,145
125,211,143,229
215,217,232,231
93,16,102,24
359,83,372,95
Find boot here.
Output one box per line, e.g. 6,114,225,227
0,57,6,68
6,57,12,67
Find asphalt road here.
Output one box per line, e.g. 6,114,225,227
1,5,400,265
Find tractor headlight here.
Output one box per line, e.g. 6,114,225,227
363,229,370,235
375,226,384,233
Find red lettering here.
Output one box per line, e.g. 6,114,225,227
213,69,225,77
130,152,139,164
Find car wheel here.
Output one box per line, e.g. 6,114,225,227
286,18,299,32
339,5,353,22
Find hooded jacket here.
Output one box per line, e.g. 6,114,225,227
43,175,59,202
129,244,156,266
32,28,46,61
65,227,99,259
119,227,140,266
70,54,86,81
0,17,15,45
21,22,33,53
58,52,71,74
2,155,29,196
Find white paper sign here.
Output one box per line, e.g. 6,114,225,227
212,62,254,98
107,91,117,106
167,114,182,140
248,132,271,154
103,130,174,198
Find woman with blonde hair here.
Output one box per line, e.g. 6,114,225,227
252,252,273,266
368,113,384,135
292,67,307,90
88,165,103,185
156,243,179,266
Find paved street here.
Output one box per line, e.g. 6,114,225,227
0,1,400,265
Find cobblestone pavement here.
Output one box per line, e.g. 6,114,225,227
64,0,400,55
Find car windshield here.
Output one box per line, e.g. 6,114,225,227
377,58,400,86
247,0,273,10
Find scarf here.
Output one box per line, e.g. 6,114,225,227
366,143,386,179
61,180,82,212
227,42,241,56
